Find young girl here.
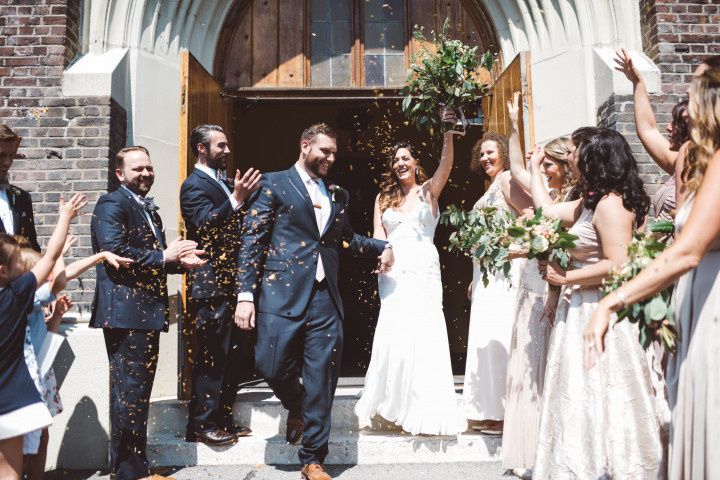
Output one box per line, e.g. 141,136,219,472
20,236,132,480
0,194,86,480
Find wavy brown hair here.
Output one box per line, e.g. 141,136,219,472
543,135,575,200
669,99,690,151
378,142,429,212
683,67,720,193
469,132,509,176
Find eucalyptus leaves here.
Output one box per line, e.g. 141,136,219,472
601,220,677,351
401,19,494,135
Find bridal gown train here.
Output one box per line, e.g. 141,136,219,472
355,193,466,435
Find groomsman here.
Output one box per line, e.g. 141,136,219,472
0,124,40,251
90,146,204,480
180,124,261,445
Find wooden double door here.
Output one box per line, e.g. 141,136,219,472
177,50,533,396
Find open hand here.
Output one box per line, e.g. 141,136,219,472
233,168,262,204
59,194,88,220
163,237,199,264
102,252,134,269
179,250,207,270
235,301,256,330
613,48,641,84
507,91,520,126
62,235,78,255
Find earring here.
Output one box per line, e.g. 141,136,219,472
415,167,420,177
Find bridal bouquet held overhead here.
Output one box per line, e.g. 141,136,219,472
401,19,494,136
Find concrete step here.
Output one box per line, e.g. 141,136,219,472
149,386,465,437
147,430,502,466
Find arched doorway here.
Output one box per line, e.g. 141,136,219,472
180,0,518,386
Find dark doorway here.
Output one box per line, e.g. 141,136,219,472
230,98,485,376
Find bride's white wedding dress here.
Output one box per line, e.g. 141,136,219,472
354,192,466,435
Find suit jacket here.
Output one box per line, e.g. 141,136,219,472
237,166,386,319
0,185,40,251
180,168,243,299
90,187,182,331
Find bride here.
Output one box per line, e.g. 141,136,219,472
354,111,466,435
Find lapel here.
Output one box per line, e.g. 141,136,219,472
321,185,339,238
286,166,320,233
193,168,230,204
7,186,21,233
118,187,164,248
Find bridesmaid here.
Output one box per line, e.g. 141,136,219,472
462,131,532,434
502,93,575,479
586,66,720,480
532,127,665,479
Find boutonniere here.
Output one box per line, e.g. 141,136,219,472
328,184,343,203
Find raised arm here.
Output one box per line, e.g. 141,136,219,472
427,131,456,200
614,48,675,174
373,195,387,240
31,194,87,285
586,151,720,354
527,148,580,225
507,91,531,191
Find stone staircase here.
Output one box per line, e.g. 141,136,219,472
146,387,502,466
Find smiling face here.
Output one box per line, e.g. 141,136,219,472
116,149,154,196
479,140,505,179
542,156,568,189
301,133,336,179
199,130,230,171
0,139,19,182
391,147,419,185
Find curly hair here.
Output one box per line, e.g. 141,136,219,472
683,67,720,193
378,142,429,213
575,127,650,226
669,99,690,151
469,132,509,176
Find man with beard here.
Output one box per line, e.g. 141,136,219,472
180,125,260,445
90,146,205,480
0,124,40,251
235,124,394,480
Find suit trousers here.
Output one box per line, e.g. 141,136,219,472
187,296,250,433
103,328,159,480
255,281,343,465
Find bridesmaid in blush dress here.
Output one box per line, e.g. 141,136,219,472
532,128,665,479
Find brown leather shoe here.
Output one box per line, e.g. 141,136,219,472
188,428,237,446
223,424,253,438
147,475,176,480
301,463,332,480
286,414,304,445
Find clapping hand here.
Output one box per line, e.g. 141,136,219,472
163,236,199,264
529,145,545,171
613,48,641,84
179,250,207,270
233,168,262,204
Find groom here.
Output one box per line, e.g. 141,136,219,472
235,123,393,480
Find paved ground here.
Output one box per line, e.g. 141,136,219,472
46,463,509,479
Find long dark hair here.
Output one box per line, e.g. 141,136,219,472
575,127,650,226
378,142,429,212
669,99,690,151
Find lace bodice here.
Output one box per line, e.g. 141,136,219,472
473,171,517,215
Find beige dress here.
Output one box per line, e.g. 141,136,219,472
534,208,666,479
667,194,720,479
501,259,552,469
463,171,521,421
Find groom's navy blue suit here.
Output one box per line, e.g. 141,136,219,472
237,165,386,465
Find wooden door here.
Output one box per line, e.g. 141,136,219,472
481,51,535,149
177,50,233,399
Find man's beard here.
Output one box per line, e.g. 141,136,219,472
207,150,227,171
127,177,153,196
305,152,329,179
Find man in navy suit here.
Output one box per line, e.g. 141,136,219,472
180,124,261,445
235,124,394,480
90,146,204,480
0,124,40,251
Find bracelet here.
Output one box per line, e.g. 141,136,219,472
614,289,628,310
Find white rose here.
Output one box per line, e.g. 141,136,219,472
531,235,549,253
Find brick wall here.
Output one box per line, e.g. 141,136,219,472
0,0,125,314
598,0,720,201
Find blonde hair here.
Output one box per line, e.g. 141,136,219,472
684,67,720,192
543,135,575,200
20,248,41,273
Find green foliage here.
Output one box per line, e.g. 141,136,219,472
601,220,677,351
401,19,494,135
505,207,579,269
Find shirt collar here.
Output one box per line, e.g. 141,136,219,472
294,162,324,189
121,185,145,205
195,163,221,180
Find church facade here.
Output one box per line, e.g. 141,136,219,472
1,0,719,469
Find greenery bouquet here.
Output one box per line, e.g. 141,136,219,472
401,19,494,135
601,220,677,351
506,208,578,270
440,204,516,287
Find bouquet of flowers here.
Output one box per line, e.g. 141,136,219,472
440,204,516,287
601,220,677,351
401,19,494,135
506,208,578,269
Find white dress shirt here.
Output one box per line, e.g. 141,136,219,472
0,187,14,234
237,162,330,302
194,164,240,210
